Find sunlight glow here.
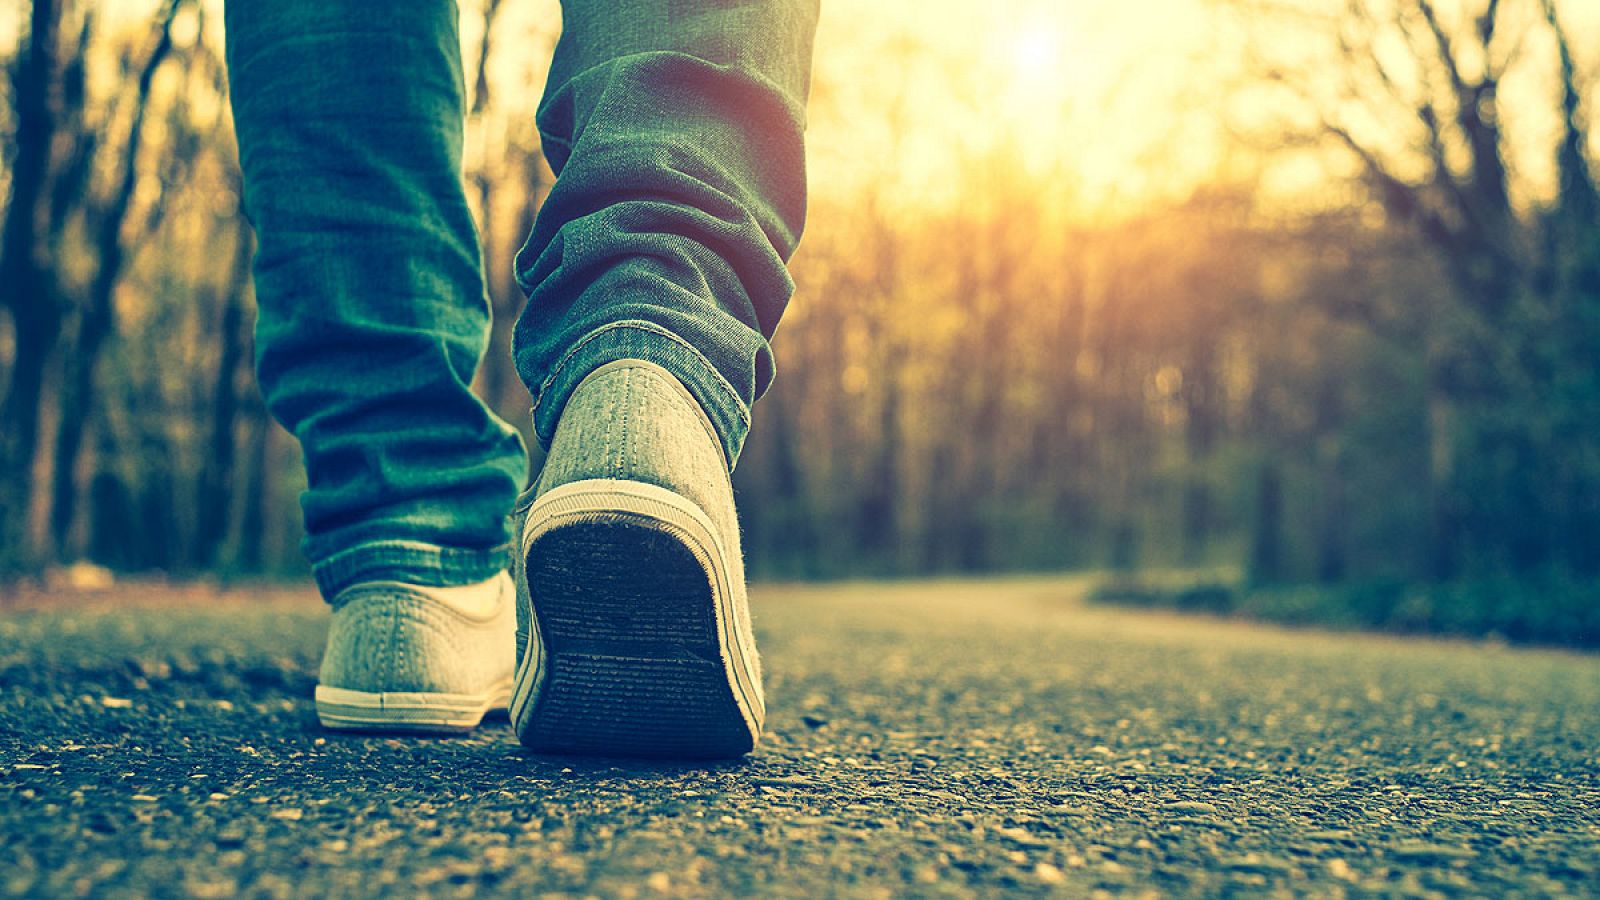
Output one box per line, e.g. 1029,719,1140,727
808,0,1232,221
68,0,1600,225
1010,29,1061,80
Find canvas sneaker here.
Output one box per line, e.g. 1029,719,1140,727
510,359,764,758
314,572,516,733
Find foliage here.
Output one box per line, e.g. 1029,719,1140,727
0,0,1597,622
1090,571,1600,647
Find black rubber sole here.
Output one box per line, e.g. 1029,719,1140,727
518,518,754,759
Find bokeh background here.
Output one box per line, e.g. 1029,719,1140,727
1,0,1597,642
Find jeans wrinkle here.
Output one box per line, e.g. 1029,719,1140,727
227,0,817,599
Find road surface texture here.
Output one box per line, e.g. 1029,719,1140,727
3,577,1598,897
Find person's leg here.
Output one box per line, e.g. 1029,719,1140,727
225,0,526,731
508,0,818,759
225,0,527,597
512,0,818,467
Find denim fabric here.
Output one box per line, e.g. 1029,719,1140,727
226,0,528,598
514,0,819,466
225,0,815,599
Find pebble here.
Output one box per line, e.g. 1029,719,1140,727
1388,842,1476,863
751,776,819,789
998,827,1053,850
1164,801,1220,815
1046,804,1093,816
1221,854,1293,874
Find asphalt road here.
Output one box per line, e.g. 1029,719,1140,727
2,577,1598,897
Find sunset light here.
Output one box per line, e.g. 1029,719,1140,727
1008,27,1062,80
5,0,1600,888
800,0,1242,220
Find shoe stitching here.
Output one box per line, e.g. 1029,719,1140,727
617,366,632,479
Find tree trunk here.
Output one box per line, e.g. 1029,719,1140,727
1425,392,1459,580
234,402,272,573
1250,459,1284,585
86,424,135,570
1311,366,1347,582
856,347,902,568
46,0,180,560
854,205,902,570
0,0,65,574
194,224,254,568
1181,346,1218,566
1315,438,1348,583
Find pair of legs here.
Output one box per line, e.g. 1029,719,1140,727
225,0,817,756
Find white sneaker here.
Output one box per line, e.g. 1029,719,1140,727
314,572,516,733
511,360,763,759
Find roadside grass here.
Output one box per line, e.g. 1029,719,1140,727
1090,570,1600,649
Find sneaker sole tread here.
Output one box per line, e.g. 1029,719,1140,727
511,479,760,759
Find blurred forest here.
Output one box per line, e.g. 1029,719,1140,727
1,0,1597,616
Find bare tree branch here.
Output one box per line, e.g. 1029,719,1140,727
1323,118,1457,253
1416,0,1469,101
1541,0,1597,224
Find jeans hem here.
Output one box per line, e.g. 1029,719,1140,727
311,539,512,601
530,320,750,467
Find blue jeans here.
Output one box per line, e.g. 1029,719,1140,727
225,0,816,599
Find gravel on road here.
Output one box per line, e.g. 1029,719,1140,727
2,577,1597,896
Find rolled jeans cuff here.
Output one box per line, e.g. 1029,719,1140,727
530,320,751,468
310,539,511,601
